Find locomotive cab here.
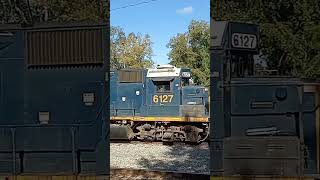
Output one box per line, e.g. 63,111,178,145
146,64,209,117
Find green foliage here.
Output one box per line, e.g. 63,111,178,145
1,0,104,24
31,0,101,22
167,20,210,86
219,0,320,78
111,26,154,69
0,0,31,24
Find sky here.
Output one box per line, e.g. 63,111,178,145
110,0,209,65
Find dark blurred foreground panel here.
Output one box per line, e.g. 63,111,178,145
0,22,109,177
210,20,320,178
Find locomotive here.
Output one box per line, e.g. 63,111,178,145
110,64,210,143
210,20,320,178
0,22,109,177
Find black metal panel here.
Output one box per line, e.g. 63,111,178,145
224,137,301,176
230,82,301,115
23,153,74,174
15,127,73,151
0,22,109,176
0,153,20,174
210,20,306,177
0,128,13,152
230,115,297,136
303,92,318,174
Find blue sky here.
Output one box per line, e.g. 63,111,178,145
110,0,209,65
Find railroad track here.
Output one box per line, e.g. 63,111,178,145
110,168,209,180
111,140,177,145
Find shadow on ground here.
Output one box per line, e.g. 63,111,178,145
137,142,209,174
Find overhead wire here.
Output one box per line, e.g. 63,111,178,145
111,0,160,11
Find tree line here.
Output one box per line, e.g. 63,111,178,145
1,0,210,86
212,0,320,78
110,21,210,87
0,0,107,23
3,0,320,86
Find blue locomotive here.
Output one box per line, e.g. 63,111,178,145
0,22,109,176
110,64,209,143
210,20,320,178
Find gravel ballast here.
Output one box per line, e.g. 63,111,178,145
110,142,209,174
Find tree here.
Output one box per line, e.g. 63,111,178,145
215,0,320,78
167,20,210,86
1,0,105,24
31,0,101,22
0,0,31,24
111,26,154,69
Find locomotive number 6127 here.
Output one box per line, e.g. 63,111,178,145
231,33,257,49
153,94,173,103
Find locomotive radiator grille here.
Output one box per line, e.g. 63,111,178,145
25,27,104,67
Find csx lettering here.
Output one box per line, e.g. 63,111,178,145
153,95,173,103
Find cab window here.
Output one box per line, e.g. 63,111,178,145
154,81,171,92
181,78,189,86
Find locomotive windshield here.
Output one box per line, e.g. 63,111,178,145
154,81,171,92
231,54,254,78
182,78,189,86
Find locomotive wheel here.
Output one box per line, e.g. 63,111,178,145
142,135,155,142
162,132,174,145
184,126,201,144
